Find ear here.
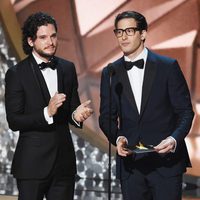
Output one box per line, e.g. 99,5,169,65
141,30,147,41
27,37,34,47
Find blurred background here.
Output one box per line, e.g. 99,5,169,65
0,0,200,199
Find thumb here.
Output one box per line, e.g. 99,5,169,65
53,91,58,96
82,100,91,107
121,138,127,145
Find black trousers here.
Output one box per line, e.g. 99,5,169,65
17,175,75,200
16,149,75,200
120,168,182,200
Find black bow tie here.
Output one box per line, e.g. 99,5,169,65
124,59,144,70
38,57,57,70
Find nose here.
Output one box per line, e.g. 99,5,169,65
122,31,128,40
47,37,53,45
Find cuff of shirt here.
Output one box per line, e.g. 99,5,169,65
72,110,81,127
116,136,128,145
44,107,53,124
168,136,177,153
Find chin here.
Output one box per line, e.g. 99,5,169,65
43,52,56,58
46,50,56,55
123,51,132,57
44,48,56,55
120,47,131,55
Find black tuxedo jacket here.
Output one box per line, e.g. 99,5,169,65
5,55,81,179
99,50,194,180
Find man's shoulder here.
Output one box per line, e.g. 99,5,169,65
55,57,77,75
148,49,176,64
113,56,124,65
5,56,32,79
8,56,30,72
55,56,74,66
103,56,124,70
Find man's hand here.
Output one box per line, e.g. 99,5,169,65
117,137,132,157
154,137,176,153
47,92,66,117
73,100,93,122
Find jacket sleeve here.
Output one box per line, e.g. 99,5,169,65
67,63,82,128
168,60,194,145
5,67,48,132
99,67,119,145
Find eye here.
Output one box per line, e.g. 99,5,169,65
116,29,122,35
51,33,57,38
51,34,57,39
38,35,46,39
126,28,134,33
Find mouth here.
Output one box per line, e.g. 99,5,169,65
121,43,130,47
45,46,55,50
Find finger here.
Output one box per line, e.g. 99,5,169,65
157,146,171,154
118,152,128,157
88,108,93,114
81,114,87,121
52,99,64,108
117,141,128,156
56,102,64,108
117,148,128,156
155,141,172,153
60,96,66,103
51,94,65,104
84,108,93,116
118,147,131,156
53,91,58,97
54,92,66,98
81,114,86,119
120,138,127,146
154,139,168,149
84,110,93,119
154,144,167,151
57,93,66,100
56,95,66,103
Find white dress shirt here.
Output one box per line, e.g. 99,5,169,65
124,48,148,113
116,48,147,144
32,53,57,124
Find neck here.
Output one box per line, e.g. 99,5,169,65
126,44,144,60
32,51,52,63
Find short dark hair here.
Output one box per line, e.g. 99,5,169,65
114,11,148,31
22,12,57,55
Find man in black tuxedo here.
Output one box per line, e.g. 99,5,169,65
99,11,194,200
5,12,93,200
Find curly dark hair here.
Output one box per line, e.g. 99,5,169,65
22,12,57,55
114,11,148,32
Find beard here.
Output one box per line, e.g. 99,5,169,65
34,45,57,60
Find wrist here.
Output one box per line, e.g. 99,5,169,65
47,107,53,117
116,136,128,145
72,110,79,122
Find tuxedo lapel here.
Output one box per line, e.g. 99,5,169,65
56,59,64,94
115,58,139,116
140,51,157,118
29,56,51,105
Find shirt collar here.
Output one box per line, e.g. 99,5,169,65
32,52,47,65
124,47,148,63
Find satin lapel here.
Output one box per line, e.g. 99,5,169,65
115,57,139,116
140,52,157,118
29,56,51,105
56,59,64,93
